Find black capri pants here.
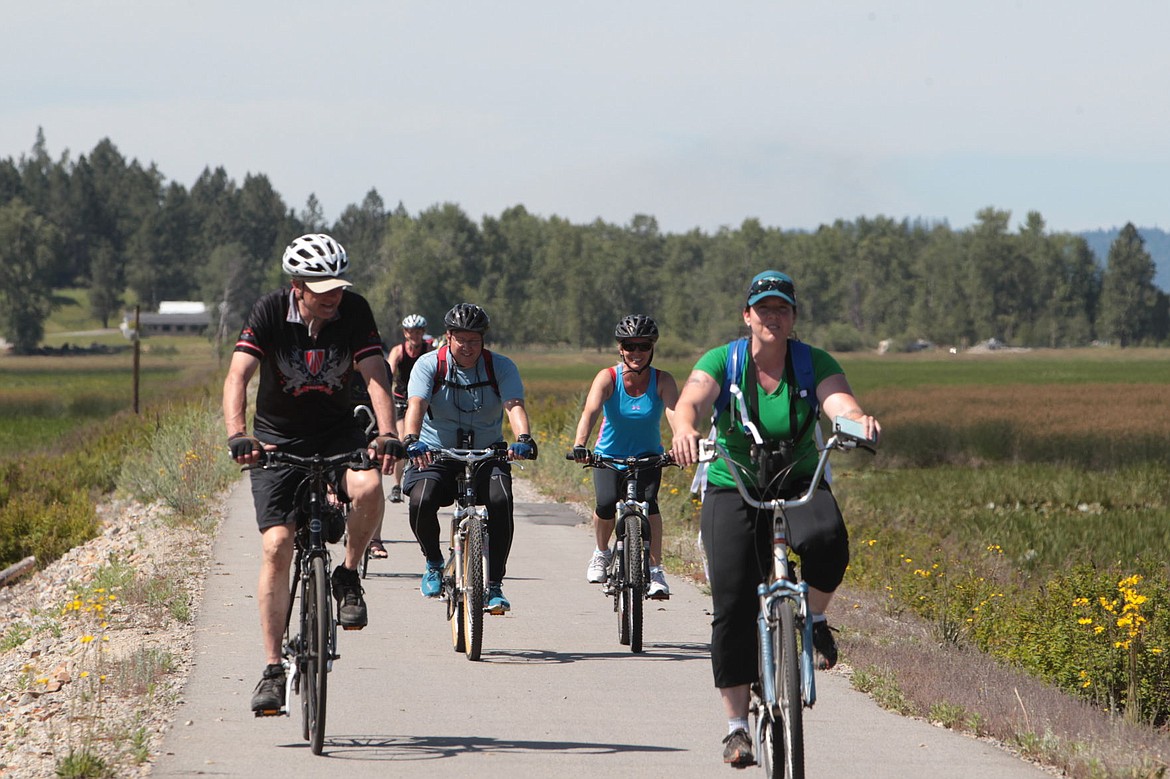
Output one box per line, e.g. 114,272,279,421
403,459,515,583
700,484,849,689
592,465,662,519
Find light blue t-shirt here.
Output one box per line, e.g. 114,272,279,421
594,365,664,458
407,348,525,449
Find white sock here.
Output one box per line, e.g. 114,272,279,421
811,613,827,624
728,717,748,735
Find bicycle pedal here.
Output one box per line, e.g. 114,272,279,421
648,592,671,601
340,624,365,631
253,708,284,718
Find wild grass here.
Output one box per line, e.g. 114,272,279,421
0,336,225,570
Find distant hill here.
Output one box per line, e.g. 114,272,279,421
1079,226,1170,291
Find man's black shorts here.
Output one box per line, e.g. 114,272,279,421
249,426,367,531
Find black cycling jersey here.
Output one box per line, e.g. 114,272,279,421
392,340,432,399
234,288,385,444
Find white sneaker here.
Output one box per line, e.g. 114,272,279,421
648,567,670,599
586,549,612,583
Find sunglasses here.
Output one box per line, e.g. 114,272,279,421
621,341,654,353
749,277,796,299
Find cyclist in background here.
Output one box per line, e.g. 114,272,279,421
223,233,401,714
572,314,679,598
366,314,433,559
401,303,537,613
670,270,880,767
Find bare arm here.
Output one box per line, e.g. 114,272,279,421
385,344,403,381
817,373,882,443
656,369,681,432
403,395,427,439
572,369,615,448
504,398,533,461
402,395,431,466
670,369,720,466
357,355,399,473
223,351,262,464
504,398,531,438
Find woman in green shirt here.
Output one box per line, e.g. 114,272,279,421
671,270,881,768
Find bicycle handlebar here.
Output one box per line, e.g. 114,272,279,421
434,444,511,466
250,448,377,472
353,404,377,437
698,415,875,512
564,451,677,472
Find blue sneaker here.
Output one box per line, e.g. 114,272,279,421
486,583,510,614
421,560,443,597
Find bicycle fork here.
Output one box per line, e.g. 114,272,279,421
607,506,651,597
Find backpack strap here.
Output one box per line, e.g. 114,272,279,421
712,337,748,421
788,339,819,418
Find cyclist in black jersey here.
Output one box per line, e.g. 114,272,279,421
224,233,403,714
385,315,433,499
364,314,433,559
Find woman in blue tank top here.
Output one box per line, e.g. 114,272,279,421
572,315,680,598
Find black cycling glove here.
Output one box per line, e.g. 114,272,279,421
372,435,406,459
228,433,261,459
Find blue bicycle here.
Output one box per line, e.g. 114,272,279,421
700,416,874,779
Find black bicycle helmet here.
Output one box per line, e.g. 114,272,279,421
444,303,491,333
614,314,659,342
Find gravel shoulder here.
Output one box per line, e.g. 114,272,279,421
0,498,221,778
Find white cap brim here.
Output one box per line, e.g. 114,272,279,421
302,277,353,293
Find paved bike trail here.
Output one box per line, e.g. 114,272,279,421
152,479,1050,778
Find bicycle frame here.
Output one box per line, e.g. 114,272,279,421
436,445,510,660
570,452,675,652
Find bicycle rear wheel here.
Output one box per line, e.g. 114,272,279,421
303,555,330,755
622,512,645,654
766,599,803,779
462,515,485,661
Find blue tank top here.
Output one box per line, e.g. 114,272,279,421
594,365,664,457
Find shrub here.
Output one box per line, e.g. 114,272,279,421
116,399,240,521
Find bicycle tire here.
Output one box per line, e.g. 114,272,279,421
462,515,485,661
623,512,645,654
305,555,330,755
450,588,466,652
773,599,804,779
616,550,630,646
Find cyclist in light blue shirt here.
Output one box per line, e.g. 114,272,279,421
401,303,537,613
572,315,679,598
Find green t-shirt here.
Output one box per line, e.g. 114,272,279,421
694,341,843,490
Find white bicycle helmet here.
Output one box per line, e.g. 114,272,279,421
282,233,351,292
401,314,427,329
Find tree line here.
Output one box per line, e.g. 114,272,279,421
1,131,1166,354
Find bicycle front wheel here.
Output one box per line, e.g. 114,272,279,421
303,555,330,755
771,599,804,778
622,512,645,654
462,516,485,661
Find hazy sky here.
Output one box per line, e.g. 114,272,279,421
5,1,1168,235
